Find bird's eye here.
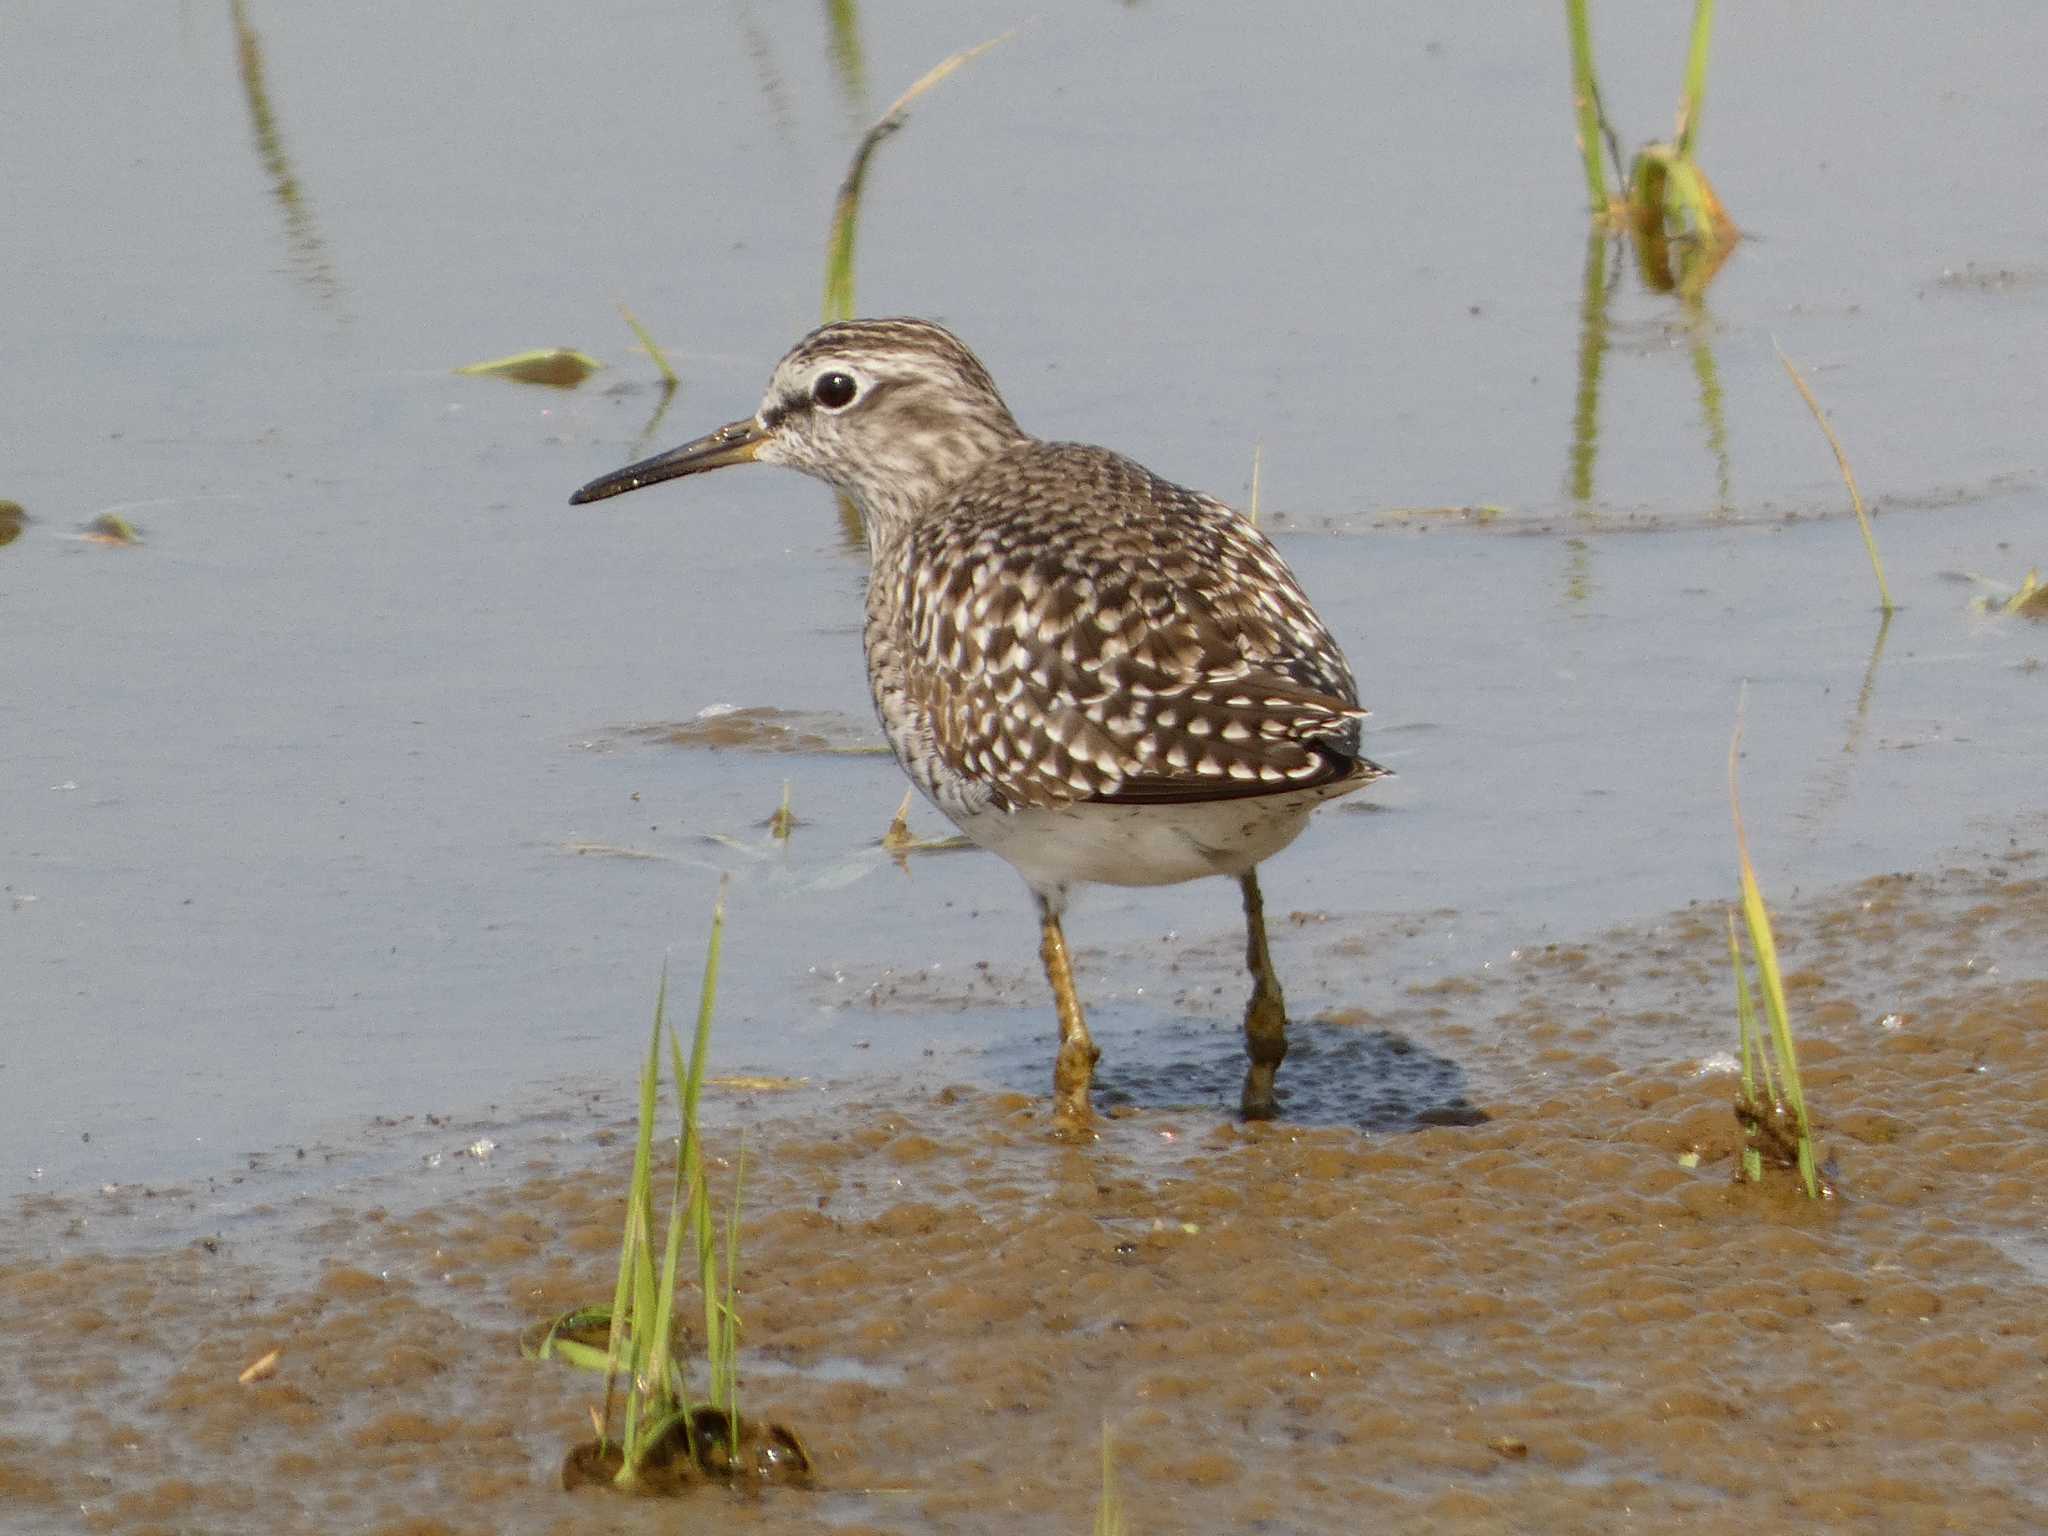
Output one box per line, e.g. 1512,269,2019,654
811,371,859,410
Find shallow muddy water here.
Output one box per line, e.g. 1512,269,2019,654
4,861,2046,1534
4,2,2047,1530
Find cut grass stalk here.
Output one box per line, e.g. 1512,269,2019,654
1246,444,1263,528
1727,699,1824,1199
1775,344,1894,614
821,31,1013,322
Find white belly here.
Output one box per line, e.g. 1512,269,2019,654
951,785,1348,900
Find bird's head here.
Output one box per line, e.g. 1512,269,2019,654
570,318,1026,538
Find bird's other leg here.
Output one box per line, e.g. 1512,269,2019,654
1037,894,1099,1130
1239,868,1288,1120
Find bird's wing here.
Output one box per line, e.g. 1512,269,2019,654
886,443,1376,812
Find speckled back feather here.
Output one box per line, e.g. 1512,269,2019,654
866,440,1383,814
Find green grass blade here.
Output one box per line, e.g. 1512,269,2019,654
821,33,1012,321
541,1336,619,1373
616,1212,655,1476
1739,870,1818,1198
616,301,678,387
525,1304,614,1362
1726,911,1759,1103
722,1133,746,1432
640,1072,698,1472
599,970,667,1452
665,887,729,1450
1565,0,1610,211
1726,911,1764,1184
1675,0,1715,159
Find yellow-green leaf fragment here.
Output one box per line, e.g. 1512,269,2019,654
454,348,603,389
82,512,141,546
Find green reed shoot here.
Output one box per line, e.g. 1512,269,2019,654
1775,345,1894,615
529,890,748,1482
1724,912,1765,1185
616,301,678,387
666,907,741,1446
821,31,1012,322
1567,0,1736,297
1674,0,1715,160
1565,0,1614,212
1727,705,1821,1198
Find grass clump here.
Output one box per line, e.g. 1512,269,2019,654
527,891,808,1490
1725,707,1827,1199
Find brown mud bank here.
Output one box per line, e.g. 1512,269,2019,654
3,859,2046,1535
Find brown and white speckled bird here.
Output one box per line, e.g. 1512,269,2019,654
571,318,1386,1126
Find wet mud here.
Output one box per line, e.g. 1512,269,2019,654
4,859,2046,1535
630,706,889,757
560,1408,811,1494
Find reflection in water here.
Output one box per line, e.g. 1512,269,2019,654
822,0,869,129
1565,227,1613,513
1687,306,1732,515
631,384,680,457
614,301,682,452
1776,346,1897,616
230,0,342,309
1560,0,1741,605
736,8,797,148
1561,223,1733,601
1796,610,1894,845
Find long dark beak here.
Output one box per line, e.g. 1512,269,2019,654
568,417,769,505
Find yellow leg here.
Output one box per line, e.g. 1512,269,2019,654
1239,869,1288,1120
1037,899,1099,1128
